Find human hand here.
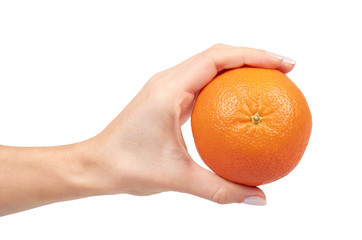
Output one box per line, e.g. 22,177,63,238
83,44,295,205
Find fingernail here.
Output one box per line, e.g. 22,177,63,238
265,51,296,65
281,55,297,65
243,196,267,206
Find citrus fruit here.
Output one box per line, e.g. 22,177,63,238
191,67,312,186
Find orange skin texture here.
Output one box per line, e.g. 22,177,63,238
191,67,312,186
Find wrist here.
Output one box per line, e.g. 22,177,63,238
72,138,120,197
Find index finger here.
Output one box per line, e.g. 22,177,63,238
173,44,295,93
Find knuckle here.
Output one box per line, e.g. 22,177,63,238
147,68,174,87
202,43,228,56
197,50,214,65
211,43,228,49
210,185,230,204
149,69,168,82
201,43,232,61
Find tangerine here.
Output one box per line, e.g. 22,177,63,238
191,67,312,186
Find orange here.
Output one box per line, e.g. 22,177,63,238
191,67,312,186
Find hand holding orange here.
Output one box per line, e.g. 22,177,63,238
191,67,312,186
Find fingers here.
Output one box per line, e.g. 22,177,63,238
176,162,266,205
201,44,293,72
173,44,295,93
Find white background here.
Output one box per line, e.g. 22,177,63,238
1,0,361,239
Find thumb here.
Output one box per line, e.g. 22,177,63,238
179,163,267,206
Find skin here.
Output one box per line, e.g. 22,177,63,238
0,44,294,216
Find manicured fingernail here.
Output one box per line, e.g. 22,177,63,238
281,55,296,65
243,196,267,206
265,51,296,65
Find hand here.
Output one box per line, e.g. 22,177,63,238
0,44,295,216
84,44,295,205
